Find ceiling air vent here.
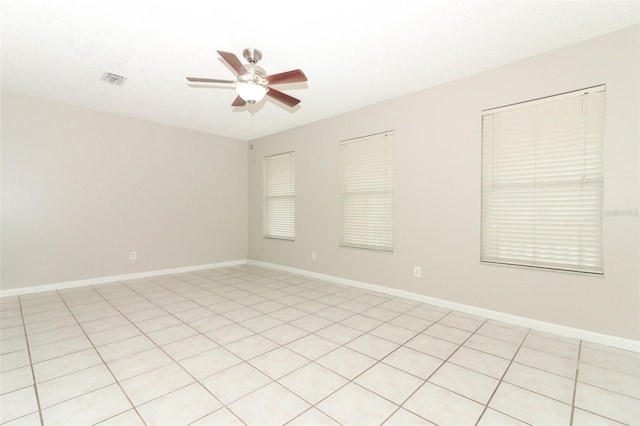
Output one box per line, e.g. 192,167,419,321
100,71,127,86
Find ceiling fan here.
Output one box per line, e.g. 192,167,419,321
187,48,307,107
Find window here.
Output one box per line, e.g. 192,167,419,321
340,132,394,251
481,86,605,274
264,152,295,240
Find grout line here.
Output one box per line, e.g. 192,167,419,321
17,294,45,426
55,290,148,426
10,265,636,426
569,340,582,426
475,328,533,426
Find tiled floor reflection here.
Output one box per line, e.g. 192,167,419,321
1,265,639,425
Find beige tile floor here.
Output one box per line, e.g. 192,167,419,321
1,265,639,425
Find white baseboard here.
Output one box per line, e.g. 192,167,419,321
0,259,248,298
247,260,640,353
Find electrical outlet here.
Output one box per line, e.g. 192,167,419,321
413,266,421,277
311,251,317,260
130,251,137,261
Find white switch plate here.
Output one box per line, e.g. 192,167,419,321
130,251,137,261
413,266,421,277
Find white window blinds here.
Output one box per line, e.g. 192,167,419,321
264,152,295,240
341,132,394,251
481,86,605,274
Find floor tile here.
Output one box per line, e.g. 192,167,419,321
205,323,254,345
388,314,432,333
438,312,485,332
405,333,459,360
2,265,639,426
355,362,424,405
347,333,399,360
315,307,354,322
580,344,640,376
96,334,156,362
290,314,333,333
523,333,580,359
383,408,435,425
161,334,218,360
1,412,41,425
99,409,145,426
477,408,529,425
406,306,449,322
120,362,194,406
24,316,76,335
0,336,27,355
404,382,485,425
489,382,572,425
37,364,115,408
41,384,131,426
26,324,85,348
261,323,309,345
88,323,141,346
147,323,198,345
200,362,271,404
190,407,245,426
225,334,280,360
383,346,443,379
279,362,348,404
285,334,339,360
340,314,384,332
514,346,578,378
240,314,285,333
315,323,362,345
179,347,242,380
0,325,25,341
578,362,640,398
1,350,31,373
288,408,341,425
316,346,376,380
429,362,499,404
80,315,131,334
228,382,310,426
107,347,173,381
136,383,221,425
317,383,398,425
370,323,418,344
504,362,575,403
249,347,309,379
0,366,34,394
423,323,472,345
449,347,509,379
477,322,528,344
574,382,640,425
189,314,234,333
0,387,38,423
269,307,308,322
464,333,519,360
29,336,93,364
572,408,627,425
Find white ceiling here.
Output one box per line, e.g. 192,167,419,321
1,1,638,141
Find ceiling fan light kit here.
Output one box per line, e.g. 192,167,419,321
187,48,307,108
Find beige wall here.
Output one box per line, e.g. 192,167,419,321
248,26,639,340
1,92,248,290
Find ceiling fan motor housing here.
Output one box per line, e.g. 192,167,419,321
238,64,268,86
242,48,262,64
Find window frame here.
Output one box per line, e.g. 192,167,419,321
263,151,296,241
340,131,395,252
480,85,606,275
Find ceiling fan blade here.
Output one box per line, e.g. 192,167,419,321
266,88,301,107
231,95,247,107
186,77,234,84
217,50,247,76
266,69,307,85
